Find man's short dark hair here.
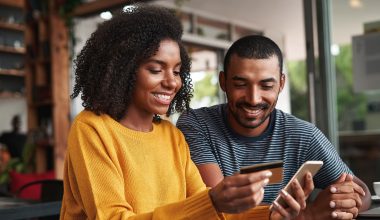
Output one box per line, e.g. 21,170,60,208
223,35,283,75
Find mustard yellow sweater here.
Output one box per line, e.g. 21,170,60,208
60,111,223,219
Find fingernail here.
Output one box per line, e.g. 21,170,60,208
281,189,289,197
274,201,280,207
264,171,272,177
263,178,269,185
331,212,337,218
330,201,336,208
269,204,273,210
330,187,337,193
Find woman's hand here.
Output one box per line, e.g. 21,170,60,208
209,170,272,213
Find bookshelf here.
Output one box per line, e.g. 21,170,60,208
23,0,70,178
0,0,25,99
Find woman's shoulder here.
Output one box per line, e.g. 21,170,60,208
72,110,110,129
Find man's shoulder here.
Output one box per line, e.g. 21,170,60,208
274,109,316,133
276,109,315,128
178,104,225,123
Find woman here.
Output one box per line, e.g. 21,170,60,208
60,4,289,220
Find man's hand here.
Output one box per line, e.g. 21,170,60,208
270,172,314,220
307,173,365,220
209,170,272,213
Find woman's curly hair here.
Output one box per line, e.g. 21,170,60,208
71,4,192,121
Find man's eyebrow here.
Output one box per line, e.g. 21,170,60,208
231,76,277,83
231,75,247,81
260,77,277,83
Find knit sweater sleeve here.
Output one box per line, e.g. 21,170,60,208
61,117,224,220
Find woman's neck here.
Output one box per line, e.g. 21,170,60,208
119,108,153,132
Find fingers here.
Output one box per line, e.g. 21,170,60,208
303,172,314,198
330,187,362,208
286,173,314,210
209,171,271,213
213,182,266,213
281,189,301,213
271,201,293,219
270,190,301,219
336,207,359,218
246,171,272,185
331,211,354,219
226,170,272,187
331,184,354,194
229,188,265,213
223,178,269,201
335,174,365,197
330,199,356,209
291,179,307,209
348,175,365,196
330,198,361,218
334,173,348,184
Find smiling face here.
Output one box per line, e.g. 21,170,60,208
128,39,182,120
220,54,285,137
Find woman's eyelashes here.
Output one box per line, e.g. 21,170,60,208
149,69,162,74
173,69,180,75
148,68,181,76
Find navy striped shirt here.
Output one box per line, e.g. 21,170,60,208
177,104,352,203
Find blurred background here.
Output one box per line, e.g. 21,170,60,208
0,0,379,195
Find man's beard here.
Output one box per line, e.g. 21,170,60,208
229,97,279,129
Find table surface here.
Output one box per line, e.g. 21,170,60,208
357,207,380,219
1,195,378,219
0,197,61,220
357,197,380,220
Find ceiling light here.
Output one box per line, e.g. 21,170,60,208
123,5,136,13
350,0,362,8
100,11,112,20
331,44,340,56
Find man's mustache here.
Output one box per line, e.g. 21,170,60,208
236,102,270,109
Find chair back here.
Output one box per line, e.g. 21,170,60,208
17,179,63,202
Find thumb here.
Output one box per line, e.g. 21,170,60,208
345,173,353,182
334,173,347,184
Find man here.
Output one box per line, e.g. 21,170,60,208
0,115,27,159
177,35,371,219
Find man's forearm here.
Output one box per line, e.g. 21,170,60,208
359,191,372,211
354,176,372,211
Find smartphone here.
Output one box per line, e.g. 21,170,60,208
273,160,323,207
240,161,283,184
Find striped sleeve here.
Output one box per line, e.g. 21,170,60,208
177,109,218,165
306,126,353,189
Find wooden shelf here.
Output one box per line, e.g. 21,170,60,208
0,91,24,99
0,69,25,76
33,99,53,107
72,0,135,17
0,45,26,54
29,58,51,64
0,0,24,8
0,21,26,31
